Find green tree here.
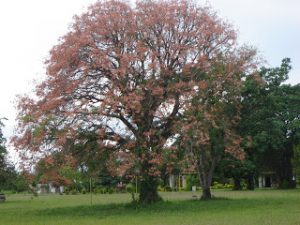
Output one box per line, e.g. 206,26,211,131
0,118,8,191
217,154,256,190
0,118,27,192
240,58,300,188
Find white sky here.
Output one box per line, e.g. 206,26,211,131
0,0,299,161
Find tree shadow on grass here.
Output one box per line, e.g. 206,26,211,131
34,196,277,220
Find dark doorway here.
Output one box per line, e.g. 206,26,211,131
265,176,271,187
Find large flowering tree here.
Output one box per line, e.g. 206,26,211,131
13,0,257,203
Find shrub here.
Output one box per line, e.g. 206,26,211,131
94,186,105,194
107,187,114,194
157,185,165,192
165,186,172,192
71,189,77,195
185,175,198,191
224,183,233,189
125,183,134,193
212,181,224,189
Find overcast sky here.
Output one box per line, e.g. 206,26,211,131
0,0,299,161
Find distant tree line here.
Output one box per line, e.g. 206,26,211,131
0,118,28,193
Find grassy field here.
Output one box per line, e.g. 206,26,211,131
1,189,300,225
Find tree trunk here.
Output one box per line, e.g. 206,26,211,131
246,175,255,190
201,186,212,200
139,176,162,204
197,153,219,200
233,178,242,190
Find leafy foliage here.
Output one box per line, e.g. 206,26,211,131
239,58,300,188
35,152,78,187
13,0,257,202
0,118,28,192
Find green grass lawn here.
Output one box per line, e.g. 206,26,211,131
1,189,300,225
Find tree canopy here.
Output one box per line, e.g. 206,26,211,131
13,0,258,202
239,59,300,188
